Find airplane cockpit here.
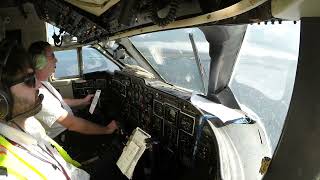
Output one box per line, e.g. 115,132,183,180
1,0,320,179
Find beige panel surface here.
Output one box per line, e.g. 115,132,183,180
0,3,46,49
272,0,320,20
50,78,80,99
65,0,120,16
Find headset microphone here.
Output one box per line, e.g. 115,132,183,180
10,94,44,121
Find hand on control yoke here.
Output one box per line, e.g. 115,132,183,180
105,120,119,134
82,94,94,106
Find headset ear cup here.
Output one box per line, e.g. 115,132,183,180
0,86,12,121
34,54,47,70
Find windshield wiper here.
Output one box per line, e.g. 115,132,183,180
189,33,207,93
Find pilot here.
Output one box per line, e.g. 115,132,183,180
0,42,90,179
28,41,118,140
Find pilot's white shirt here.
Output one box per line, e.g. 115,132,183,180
35,81,73,138
0,117,89,179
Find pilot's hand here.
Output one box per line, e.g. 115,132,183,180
105,120,119,134
82,94,94,106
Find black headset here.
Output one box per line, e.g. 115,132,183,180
0,40,17,121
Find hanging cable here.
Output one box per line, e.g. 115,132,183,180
147,0,180,26
52,29,64,47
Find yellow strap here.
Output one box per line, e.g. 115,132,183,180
5,167,28,180
48,138,81,167
0,136,47,179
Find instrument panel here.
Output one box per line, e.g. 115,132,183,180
71,70,218,172
110,70,212,165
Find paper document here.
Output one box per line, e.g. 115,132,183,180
89,90,101,114
190,94,245,123
117,127,151,179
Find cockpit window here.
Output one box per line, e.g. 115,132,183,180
82,46,120,73
130,28,210,94
229,22,300,153
55,49,79,78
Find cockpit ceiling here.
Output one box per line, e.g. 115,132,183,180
2,0,320,45
31,0,275,43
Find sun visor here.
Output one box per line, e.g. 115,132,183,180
64,0,119,16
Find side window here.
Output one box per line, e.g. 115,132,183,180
47,24,120,79
82,47,119,73
54,49,79,78
229,22,300,153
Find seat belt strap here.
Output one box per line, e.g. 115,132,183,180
47,137,81,167
0,136,46,179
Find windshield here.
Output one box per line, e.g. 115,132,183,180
229,22,300,153
130,28,210,94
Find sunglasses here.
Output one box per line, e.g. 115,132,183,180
8,73,36,88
